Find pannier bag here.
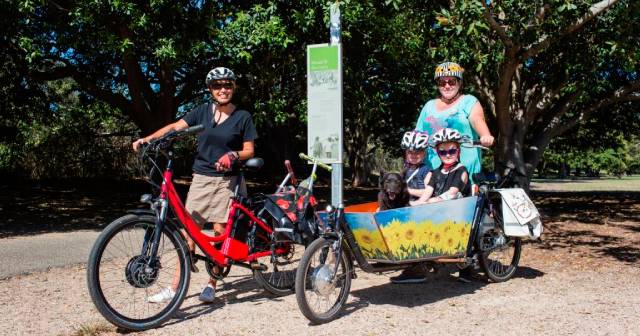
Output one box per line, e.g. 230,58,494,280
259,186,319,244
494,188,543,239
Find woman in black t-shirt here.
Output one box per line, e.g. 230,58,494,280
410,128,468,205
132,67,257,304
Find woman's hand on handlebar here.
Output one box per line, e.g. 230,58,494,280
479,135,494,147
132,138,148,152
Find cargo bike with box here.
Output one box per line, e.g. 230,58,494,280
294,161,543,324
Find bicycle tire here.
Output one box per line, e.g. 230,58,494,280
477,209,522,282
295,237,352,324
86,214,190,331
253,242,301,296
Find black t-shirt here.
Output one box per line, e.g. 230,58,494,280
182,103,257,176
428,164,469,197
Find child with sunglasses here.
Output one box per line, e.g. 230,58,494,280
410,128,469,205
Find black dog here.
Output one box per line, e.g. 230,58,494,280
377,171,410,211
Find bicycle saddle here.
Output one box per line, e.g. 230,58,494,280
242,157,264,171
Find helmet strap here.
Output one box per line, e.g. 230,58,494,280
442,161,457,171
441,92,460,104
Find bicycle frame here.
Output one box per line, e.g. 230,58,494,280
151,152,287,268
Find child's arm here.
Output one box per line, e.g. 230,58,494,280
428,186,460,203
408,170,432,198
407,187,423,197
428,171,468,203
410,185,435,205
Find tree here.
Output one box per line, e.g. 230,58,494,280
434,0,640,187
540,101,640,177
16,0,248,134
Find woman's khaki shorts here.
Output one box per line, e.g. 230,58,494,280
185,173,247,226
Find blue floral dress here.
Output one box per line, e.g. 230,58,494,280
415,94,482,183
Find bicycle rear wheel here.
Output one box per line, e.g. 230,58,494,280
253,242,301,296
87,214,190,331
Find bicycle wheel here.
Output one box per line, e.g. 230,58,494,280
295,237,352,324
478,223,522,282
253,242,301,296
87,214,190,331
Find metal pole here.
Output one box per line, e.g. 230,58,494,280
329,1,343,206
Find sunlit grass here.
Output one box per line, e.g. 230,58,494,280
531,175,640,192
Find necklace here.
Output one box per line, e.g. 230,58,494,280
441,92,460,105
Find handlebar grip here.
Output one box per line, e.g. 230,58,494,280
183,124,204,134
299,153,333,172
284,160,298,185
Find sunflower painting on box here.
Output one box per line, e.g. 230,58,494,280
344,212,391,260
345,197,477,262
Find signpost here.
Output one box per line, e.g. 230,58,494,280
306,2,343,206
307,44,343,205
307,2,343,205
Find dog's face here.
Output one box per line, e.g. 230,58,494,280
380,172,405,201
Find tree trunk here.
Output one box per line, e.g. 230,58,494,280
346,117,370,187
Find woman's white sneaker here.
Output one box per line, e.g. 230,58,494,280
146,287,175,303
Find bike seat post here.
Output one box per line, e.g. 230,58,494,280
234,170,244,198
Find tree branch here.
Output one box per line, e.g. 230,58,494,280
522,0,619,60
552,79,640,136
481,1,513,48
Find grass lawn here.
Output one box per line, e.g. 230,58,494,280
531,175,640,192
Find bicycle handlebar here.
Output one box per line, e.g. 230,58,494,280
460,138,488,150
142,124,204,152
284,160,298,185
299,153,333,172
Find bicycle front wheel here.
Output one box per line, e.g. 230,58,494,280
295,237,352,324
86,214,190,331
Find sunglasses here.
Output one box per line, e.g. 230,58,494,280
437,148,459,156
210,83,234,90
437,78,458,87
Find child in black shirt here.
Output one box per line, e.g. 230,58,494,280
410,128,468,205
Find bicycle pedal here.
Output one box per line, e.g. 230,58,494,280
250,261,267,271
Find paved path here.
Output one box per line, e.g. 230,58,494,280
0,230,100,279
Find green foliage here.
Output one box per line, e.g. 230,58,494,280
4,0,639,185
5,78,137,179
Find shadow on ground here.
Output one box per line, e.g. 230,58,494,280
0,177,378,238
2,179,638,267
530,191,640,263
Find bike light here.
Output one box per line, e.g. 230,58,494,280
140,194,154,204
325,204,335,213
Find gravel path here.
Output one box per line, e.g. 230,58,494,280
1,242,638,336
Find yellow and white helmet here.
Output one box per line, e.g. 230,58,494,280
434,62,464,80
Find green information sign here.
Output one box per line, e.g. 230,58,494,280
309,46,339,71
307,43,342,164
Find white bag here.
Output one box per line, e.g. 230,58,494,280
493,188,542,239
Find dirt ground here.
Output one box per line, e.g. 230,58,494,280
0,180,639,335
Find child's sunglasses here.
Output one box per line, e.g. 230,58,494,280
437,148,459,156
210,82,234,90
